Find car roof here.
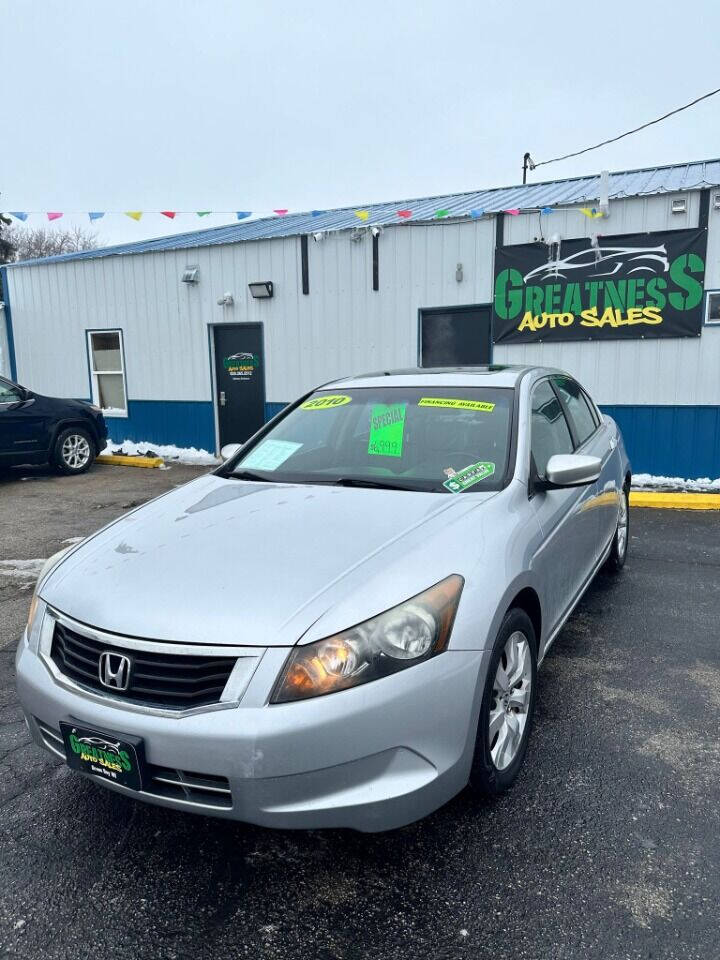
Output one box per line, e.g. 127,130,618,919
322,365,546,390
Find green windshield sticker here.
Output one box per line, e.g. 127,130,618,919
419,398,495,412
443,461,495,493
301,394,352,410
368,403,407,458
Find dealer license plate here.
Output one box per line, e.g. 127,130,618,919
59,721,145,791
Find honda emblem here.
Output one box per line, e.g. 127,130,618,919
98,651,132,691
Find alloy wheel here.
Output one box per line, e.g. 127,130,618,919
489,631,532,770
62,434,91,470
617,492,629,559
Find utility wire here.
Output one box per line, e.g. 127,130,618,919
534,86,720,168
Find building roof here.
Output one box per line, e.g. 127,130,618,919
7,157,720,268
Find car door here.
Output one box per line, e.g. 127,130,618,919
0,378,47,459
528,378,600,646
553,376,618,555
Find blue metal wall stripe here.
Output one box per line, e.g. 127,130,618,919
601,405,720,478
104,400,216,452
0,266,18,380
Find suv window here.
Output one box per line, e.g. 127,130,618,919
0,379,22,404
530,380,574,478
554,377,597,446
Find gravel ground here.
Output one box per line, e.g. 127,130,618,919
1,463,719,960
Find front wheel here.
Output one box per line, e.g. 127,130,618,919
469,608,537,796
53,427,96,475
605,486,630,573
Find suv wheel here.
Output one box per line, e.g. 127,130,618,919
53,427,96,475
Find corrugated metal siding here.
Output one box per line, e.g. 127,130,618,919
7,158,720,268
6,217,496,407
493,193,720,406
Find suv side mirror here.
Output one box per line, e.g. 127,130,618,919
541,454,601,489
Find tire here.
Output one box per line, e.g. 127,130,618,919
605,485,630,573
469,608,538,796
53,427,96,475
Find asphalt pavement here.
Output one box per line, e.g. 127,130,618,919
1,463,719,960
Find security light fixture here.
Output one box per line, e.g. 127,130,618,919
217,292,234,306
671,198,687,214
350,229,365,243
248,281,273,299
370,226,383,238
312,231,325,242
181,266,200,283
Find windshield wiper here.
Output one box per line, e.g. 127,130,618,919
229,469,278,483
334,476,426,492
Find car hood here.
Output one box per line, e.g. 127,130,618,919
41,474,495,646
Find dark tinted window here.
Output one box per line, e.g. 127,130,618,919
554,378,597,446
0,379,22,403
531,380,573,477
420,308,491,366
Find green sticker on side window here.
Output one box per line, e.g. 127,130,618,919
368,403,407,458
443,461,495,492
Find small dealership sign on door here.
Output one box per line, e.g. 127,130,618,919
493,228,707,343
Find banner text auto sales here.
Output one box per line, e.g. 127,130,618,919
493,228,707,343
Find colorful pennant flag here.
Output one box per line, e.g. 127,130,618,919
236,211,251,220
273,209,288,216
469,209,484,219
396,209,412,219
540,207,554,215
311,210,325,217
580,206,603,218
505,209,520,216
47,212,63,221
161,211,176,219
197,211,211,217
434,209,450,218
10,212,28,221
125,211,143,221
354,210,370,221
88,212,105,221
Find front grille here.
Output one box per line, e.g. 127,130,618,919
34,719,232,809
50,621,237,710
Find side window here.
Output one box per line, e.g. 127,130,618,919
554,377,597,446
87,330,127,416
0,379,22,404
530,380,574,478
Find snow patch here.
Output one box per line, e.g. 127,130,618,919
0,559,46,583
101,440,219,466
62,537,85,545
633,473,720,492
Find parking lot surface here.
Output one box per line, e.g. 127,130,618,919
1,464,719,960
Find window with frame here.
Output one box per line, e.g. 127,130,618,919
0,378,23,404
530,380,574,478
553,377,597,446
87,330,127,416
706,291,720,325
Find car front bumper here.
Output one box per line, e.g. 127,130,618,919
16,629,489,832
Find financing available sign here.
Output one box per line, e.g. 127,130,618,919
493,228,707,343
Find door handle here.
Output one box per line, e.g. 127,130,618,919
219,391,226,407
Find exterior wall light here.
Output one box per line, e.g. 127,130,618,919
217,292,234,306
248,281,274,299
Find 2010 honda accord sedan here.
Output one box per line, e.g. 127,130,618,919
16,365,631,832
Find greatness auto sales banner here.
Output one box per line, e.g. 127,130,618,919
493,228,707,343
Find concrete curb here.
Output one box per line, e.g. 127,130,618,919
96,454,164,469
630,490,720,510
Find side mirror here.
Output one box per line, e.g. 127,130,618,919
543,454,601,489
220,443,242,461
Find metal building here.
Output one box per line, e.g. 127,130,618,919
2,157,720,477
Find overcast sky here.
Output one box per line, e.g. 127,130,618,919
3,0,720,246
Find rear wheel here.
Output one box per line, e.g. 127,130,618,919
53,427,96,475
605,485,630,572
469,608,537,796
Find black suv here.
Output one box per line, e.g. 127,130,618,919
0,375,108,475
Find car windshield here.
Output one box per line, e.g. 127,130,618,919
227,386,513,492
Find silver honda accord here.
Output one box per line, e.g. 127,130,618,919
16,366,631,831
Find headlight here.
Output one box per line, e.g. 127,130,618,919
271,574,464,704
26,548,71,652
